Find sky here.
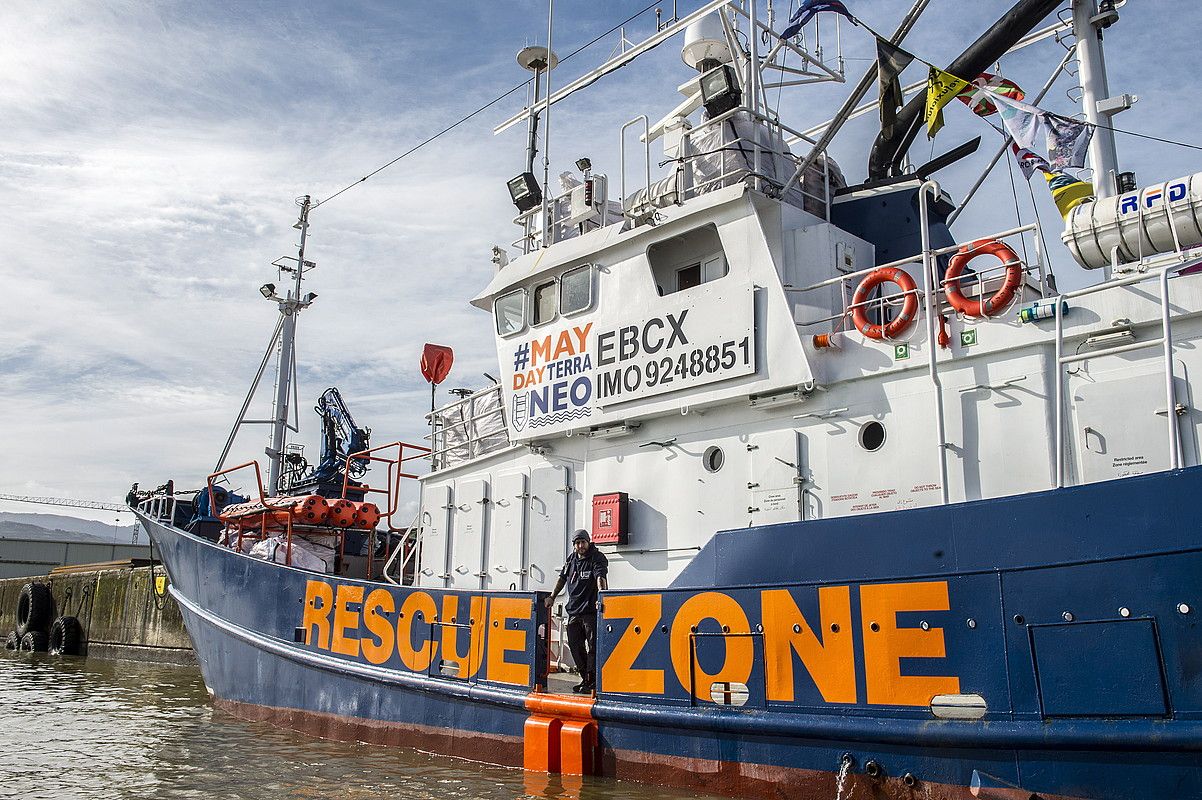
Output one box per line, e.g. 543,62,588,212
0,0,1196,525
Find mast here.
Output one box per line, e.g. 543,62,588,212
267,196,313,494
540,0,555,248
1072,0,1122,200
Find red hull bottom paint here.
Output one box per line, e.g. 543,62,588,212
213,698,1084,800
214,698,524,768
604,748,1084,800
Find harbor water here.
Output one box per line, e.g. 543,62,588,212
0,653,722,800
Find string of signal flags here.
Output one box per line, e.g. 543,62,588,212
783,1,1090,174
781,0,1122,217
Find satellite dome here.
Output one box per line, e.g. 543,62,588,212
681,13,732,72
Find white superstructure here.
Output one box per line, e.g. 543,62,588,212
408,2,1202,601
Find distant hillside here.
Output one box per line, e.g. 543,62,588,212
0,512,138,544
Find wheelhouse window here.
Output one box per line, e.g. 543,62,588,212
495,289,525,336
532,280,557,325
647,223,728,296
559,264,593,315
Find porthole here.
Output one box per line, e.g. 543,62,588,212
858,420,886,452
702,445,725,473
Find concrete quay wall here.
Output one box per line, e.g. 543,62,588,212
0,566,194,664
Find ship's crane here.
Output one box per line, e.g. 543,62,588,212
278,387,371,497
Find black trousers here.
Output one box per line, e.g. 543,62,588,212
565,613,597,684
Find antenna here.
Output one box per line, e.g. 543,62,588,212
213,195,319,495
540,0,556,248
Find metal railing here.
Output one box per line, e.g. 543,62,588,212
788,178,1201,498
619,104,833,223
510,173,614,253
425,384,511,471
788,180,1054,507
341,440,430,579
381,509,423,586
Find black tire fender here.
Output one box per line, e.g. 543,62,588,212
19,631,49,652
3,631,19,651
48,616,83,656
16,582,54,636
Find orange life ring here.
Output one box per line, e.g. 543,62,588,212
945,239,1024,317
850,267,919,340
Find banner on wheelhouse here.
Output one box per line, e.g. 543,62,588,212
498,285,756,438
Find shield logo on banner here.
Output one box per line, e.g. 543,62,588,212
511,392,528,432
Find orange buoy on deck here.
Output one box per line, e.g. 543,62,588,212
293,494,330,524
352,502,381,530
327,499,357,528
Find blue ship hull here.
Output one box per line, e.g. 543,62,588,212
138,467,1202,800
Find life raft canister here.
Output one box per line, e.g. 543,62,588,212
944,239,1024,317
850,267,919,340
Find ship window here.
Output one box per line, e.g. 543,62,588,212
648,223,728,296
560,264,593,315
532,280,557,325
495,289,526,337
859,421,886,452
677,263,701,291
703,445,724,473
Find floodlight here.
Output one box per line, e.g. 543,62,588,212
575,157,592,172
259,283,277,299
508,172,543,212
303,292,318,304
700,64,741,118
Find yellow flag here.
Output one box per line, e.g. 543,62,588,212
924,67,969,139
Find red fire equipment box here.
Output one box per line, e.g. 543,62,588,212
591,492,629,545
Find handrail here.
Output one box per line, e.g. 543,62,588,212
785,222,1044,294
919,180,951,505
382,509,424,586
426,384,509,470
620,115,651,210
341,440,431,580
206,460,295,565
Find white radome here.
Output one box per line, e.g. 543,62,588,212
681,13,732,71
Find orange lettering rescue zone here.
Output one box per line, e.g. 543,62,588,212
301,580,959,707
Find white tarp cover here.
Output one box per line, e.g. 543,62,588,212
248,534,336,573
687,112,845,215
432,386,509,469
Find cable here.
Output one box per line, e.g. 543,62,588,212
313,1,664,210
1098,122,1202,154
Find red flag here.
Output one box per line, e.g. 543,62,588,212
420,344,454,385
957,72,1025,117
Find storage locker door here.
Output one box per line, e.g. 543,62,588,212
526,465,570,591
419,484,452,587
488,472,528,591
450,478,489,590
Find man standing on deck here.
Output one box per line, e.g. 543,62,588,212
546,529,608,693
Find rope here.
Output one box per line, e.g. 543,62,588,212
313,1,665,210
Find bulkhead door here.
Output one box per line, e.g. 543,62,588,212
1072,367,1190,484
747,431,801,525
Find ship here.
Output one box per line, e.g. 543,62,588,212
132,1,1202,797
